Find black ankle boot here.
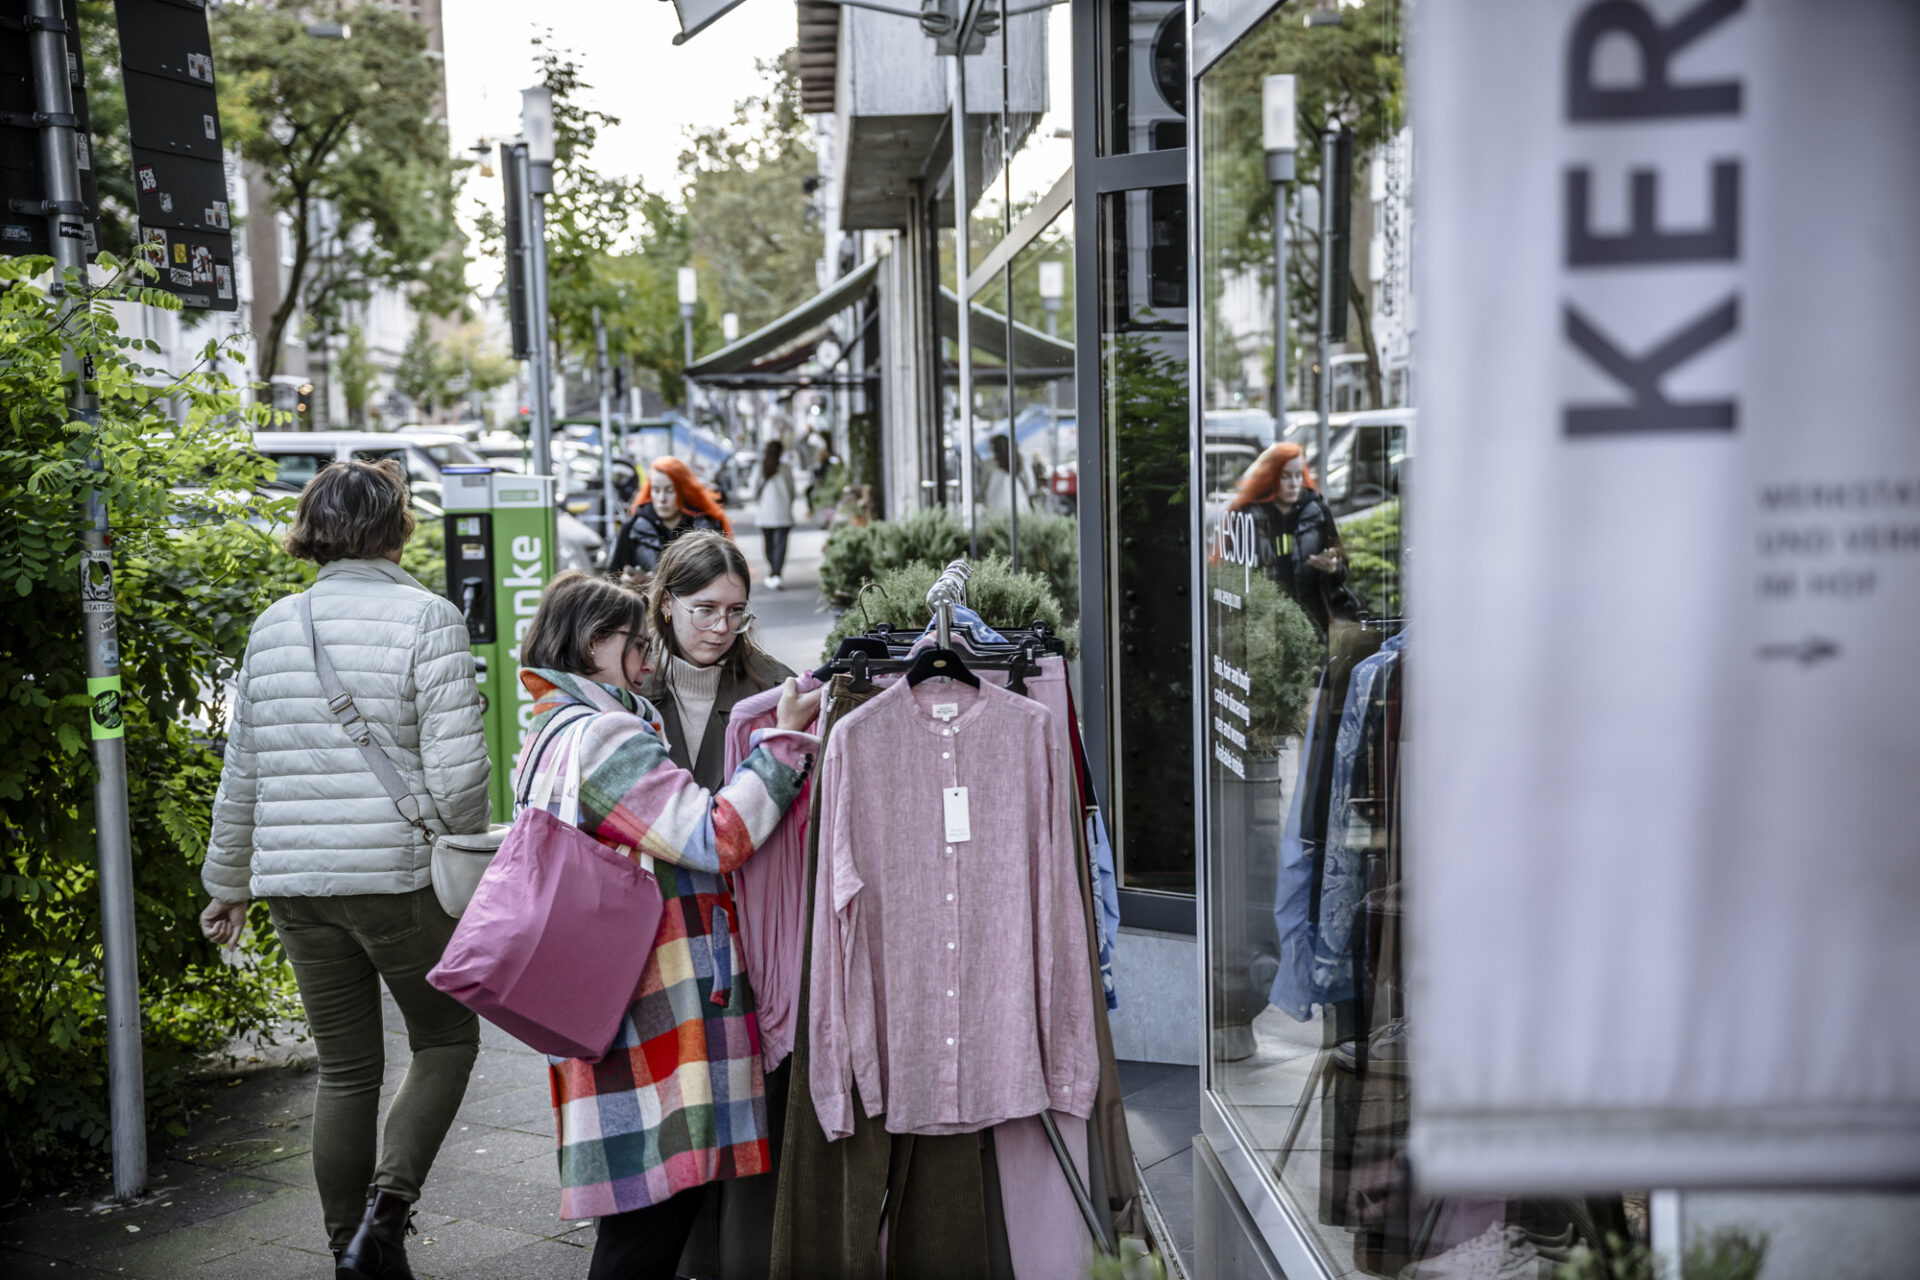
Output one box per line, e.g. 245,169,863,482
336,1187,417,1280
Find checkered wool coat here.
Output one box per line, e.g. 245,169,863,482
514,669,814,1220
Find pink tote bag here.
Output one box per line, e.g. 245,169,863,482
429,712,664,1061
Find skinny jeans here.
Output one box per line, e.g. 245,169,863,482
267,887,479,1249
761,525,791,577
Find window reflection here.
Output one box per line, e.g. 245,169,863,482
1101,0,1187,155
1197,3,1643,1274
1008,218,1079,629
1102,186,1192,894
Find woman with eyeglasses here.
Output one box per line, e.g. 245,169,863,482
630,531,798,1276
511,566,820,1280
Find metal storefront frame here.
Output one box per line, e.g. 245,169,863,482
1072,0,1199,931
1184,0,1340,1269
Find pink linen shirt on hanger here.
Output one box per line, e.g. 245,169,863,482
724,672,823,1071
809,676,1098,1140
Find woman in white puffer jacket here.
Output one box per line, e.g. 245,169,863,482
200,458,490,1279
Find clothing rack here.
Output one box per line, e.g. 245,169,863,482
927,558,972,650
815,557,1112,1252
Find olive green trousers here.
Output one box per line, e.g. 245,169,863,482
268,887,479,1249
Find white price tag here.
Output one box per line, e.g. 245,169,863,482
943,786,971,843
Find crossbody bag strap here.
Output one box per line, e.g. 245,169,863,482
520,707,597,810
297,591,432,837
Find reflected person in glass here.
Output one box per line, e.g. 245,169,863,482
1230,441,1360,635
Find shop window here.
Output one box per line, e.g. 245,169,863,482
1099,185,1192,895
1194,3,1640,1274
1099,0,1187,156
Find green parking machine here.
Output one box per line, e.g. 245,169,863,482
441,466,559,821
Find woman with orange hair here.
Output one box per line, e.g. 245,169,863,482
1229,441,1358,634
609,456,734,574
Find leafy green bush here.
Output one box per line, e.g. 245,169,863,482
1208,563,1320,750
1554,1227,1768,1280
1,256,303,1194
979,511,1079,622
818,506,1081,622
880,506,971,573
817,519,886,607
1339,499,1401,618
400,512,447,596
821,556,1076,661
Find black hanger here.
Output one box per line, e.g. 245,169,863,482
813,635,892,681
849,650,875,694
905,644,980,689
1007,639,1036,696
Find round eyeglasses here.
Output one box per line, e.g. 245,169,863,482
671,595,754,633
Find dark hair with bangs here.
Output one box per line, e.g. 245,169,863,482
283,458,416,564
519,570,650,676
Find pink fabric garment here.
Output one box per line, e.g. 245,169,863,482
810,677,1098,1140
725,670,824,1070
994,1112,1093,1280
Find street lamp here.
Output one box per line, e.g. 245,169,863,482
1038,261,1065,481
678,267,698,365
518,86,557,477
521,86,554,193
677,266,698,437
1263,73,1296,442
722,312,739,344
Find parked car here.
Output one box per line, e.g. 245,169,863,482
1317,408,1414,517
474,432,529,473
1203,440,1261,505
248,430,603,571
249,430,484,506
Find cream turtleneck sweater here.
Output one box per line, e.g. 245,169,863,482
667,654,724,767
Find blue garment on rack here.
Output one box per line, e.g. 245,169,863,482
1086,807,1121,1010
1269,668,1328,1021
1309,632,1405,1000
921,604,1009,646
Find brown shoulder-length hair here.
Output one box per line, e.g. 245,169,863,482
283,458,416,564
644,531,770,679
519,570,650,676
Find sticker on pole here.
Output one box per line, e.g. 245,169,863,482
80,551,115,613
88,676,125,740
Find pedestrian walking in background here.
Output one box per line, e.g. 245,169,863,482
982,431,1035,517
753,439,796,588
510,570,819,1280
1229,441,1362,635
198,459,491,1278
608,456,732,574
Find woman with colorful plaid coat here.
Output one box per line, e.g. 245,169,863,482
511,571,821,1280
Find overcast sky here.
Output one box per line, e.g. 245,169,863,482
442,0,795,259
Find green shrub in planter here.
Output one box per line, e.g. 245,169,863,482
979,511,1080,622
818,520,885,606
822,556,1076,661
1339,499,1402,619
878,506,969,573
1207,563,1320,751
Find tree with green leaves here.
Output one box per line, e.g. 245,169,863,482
679,50,820,337
393,316,441,420
391,317,516,421
338,323,374,426
1202,0,1404,407
1,255,303,1192
214,4,467,378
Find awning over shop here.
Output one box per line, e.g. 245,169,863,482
685,256,880,380
936,286,1074,374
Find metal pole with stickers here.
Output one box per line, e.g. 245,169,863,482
440,467,559,822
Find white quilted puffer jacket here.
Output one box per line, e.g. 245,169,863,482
203,557,492,901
